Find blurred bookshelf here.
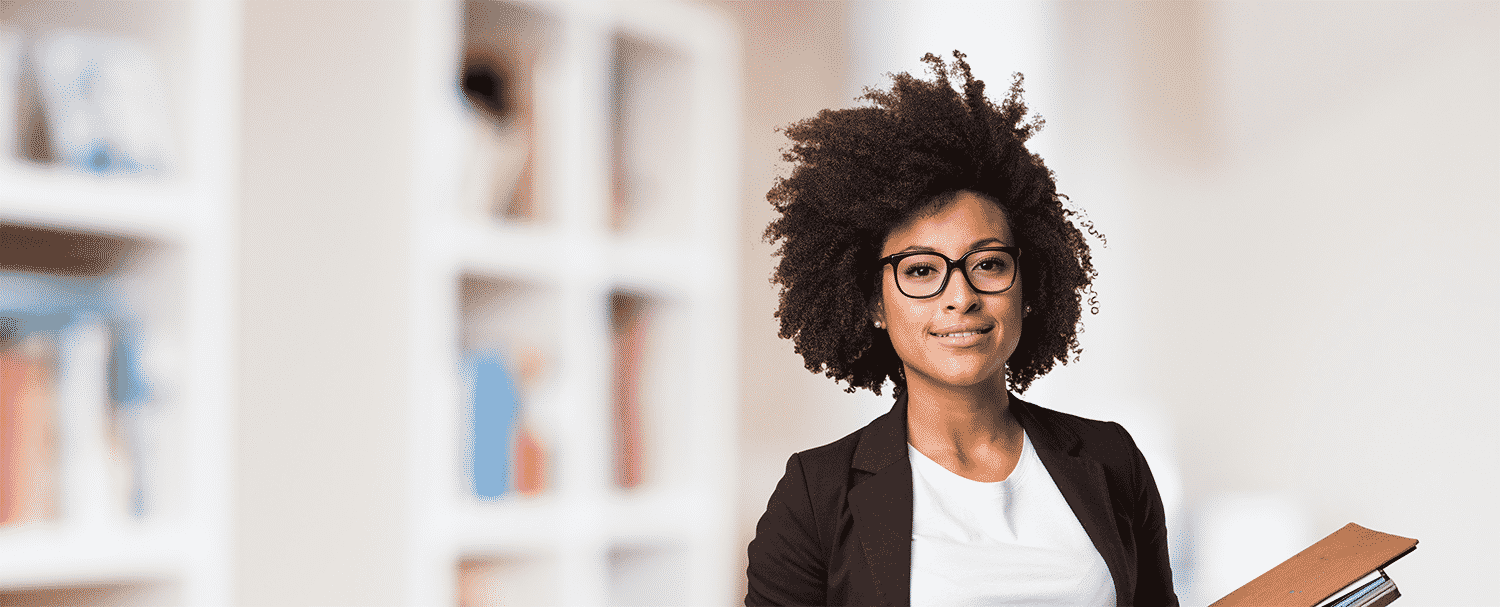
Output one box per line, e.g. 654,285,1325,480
4,0,738,603
0,0,237,604
408,1,741,606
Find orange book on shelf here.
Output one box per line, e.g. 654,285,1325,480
0,346,19,522
1211,523,1417,607
512,346,547,495
514,426,545,495
0,334,58,525
610,294,647,488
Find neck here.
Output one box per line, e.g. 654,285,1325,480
903,368,1019,456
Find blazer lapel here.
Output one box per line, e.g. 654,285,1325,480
848,393,912,607
1012,397,1131,604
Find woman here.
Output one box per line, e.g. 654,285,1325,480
746,52,1176,606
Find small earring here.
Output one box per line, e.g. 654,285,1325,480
1024,305,1033,316
873,320,884,329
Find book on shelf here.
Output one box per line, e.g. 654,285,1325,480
0,325,59,526
468,352,517,499
609,293,648,489
0,264,160,524
1210,522,1418,607
108,321,153,517
466,347,547,499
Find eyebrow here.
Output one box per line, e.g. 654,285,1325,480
896,238,1010,254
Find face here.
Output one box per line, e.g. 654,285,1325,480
870,191,1023,394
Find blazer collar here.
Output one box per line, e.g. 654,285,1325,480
1011,393,1083,455
847,391,912,606
851,391,910,473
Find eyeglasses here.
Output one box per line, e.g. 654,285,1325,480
877,247,1021,299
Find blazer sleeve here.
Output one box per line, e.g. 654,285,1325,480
746,452,827,606
1114,422,1179,607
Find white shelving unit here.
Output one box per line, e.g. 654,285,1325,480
0,0,237,605
3,0,739,603
406,1,742,605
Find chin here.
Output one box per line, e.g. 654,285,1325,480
923,364,1007,391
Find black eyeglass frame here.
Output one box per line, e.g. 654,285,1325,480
876,246,1023,299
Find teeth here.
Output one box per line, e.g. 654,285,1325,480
936,331,979,338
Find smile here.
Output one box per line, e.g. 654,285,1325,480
930,327,993,338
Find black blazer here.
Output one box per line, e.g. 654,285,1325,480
746,392,1177,606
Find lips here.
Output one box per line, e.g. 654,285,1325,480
930,325,994,338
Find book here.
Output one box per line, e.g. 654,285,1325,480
610,293,649,488
0,328,59,526
468,351,519,499
108,321,153,517
1312,570,1400,607
1210,523,1417,607
0,269,155,520
466,347,551,498
509,343,546,495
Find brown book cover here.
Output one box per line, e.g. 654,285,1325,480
1211,523,1418,607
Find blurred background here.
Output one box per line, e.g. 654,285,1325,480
0,1,1493,605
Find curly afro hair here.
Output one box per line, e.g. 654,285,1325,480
763,51,1101,397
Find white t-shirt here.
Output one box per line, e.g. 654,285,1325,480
909,431,1116,607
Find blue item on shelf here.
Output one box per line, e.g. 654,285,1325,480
469,351,520,499
109,322,152,408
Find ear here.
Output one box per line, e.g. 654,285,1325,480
868,292,886,329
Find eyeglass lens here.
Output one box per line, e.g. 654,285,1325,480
895,250,1016,297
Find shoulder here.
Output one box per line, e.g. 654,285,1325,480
778,401,909,504
787,415,875,478
1018,397,1148,474
1022,398,1133,444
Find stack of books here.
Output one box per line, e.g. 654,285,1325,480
1211,523,1417,607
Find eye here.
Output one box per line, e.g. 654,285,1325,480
971,253,1012,275
904,263,938,278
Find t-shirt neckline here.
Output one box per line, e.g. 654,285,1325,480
907,430,1033,494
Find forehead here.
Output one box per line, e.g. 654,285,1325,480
880,191,1013,256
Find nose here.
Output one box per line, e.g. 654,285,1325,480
941,266,981,311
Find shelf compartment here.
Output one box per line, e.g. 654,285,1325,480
1,1,192,180
459,274,559,500
457,553,557,607
0,223,185,529
608,35,693,238
607,544,688,607
459,0,558,225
